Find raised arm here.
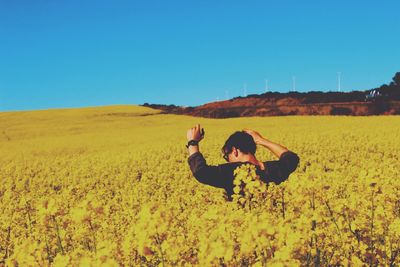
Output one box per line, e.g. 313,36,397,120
186,124,228,188
243,129,300,184
186,124,203,157
243,129,289,158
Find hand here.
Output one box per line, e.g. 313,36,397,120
187,124,205,142
243,129,264,144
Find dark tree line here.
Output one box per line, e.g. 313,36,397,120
243,71,400,102
376,72,400,100
142,72,400,110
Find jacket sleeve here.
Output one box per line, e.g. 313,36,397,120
262,150,300,185
187,152,228,188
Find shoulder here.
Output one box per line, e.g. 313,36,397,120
263,150,300,165
262,150,300,179
220,162,243,171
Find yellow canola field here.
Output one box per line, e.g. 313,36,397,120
0,105,399,266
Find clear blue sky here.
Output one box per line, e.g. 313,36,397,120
1,1,399,111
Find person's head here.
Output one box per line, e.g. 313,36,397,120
221,131,256,162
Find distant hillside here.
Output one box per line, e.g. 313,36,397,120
143,72,400,117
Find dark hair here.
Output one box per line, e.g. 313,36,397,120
222,131,256,156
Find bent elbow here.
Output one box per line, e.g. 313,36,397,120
285,153,300,174
192,167,209,184
193,171,205,183
291,154,300,172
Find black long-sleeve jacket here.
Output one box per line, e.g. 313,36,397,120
188,150,300,201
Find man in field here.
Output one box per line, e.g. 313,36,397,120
186,124,300,201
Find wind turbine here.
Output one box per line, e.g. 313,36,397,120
337,72,341,92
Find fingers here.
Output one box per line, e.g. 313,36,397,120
243,129,253,135
190,124,200,132
186,124,200,142
189,124,200,131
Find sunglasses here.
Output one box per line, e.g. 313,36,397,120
223,150,230,162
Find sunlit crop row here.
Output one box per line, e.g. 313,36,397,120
0,105,399,266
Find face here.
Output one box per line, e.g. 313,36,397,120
223,147,238,162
